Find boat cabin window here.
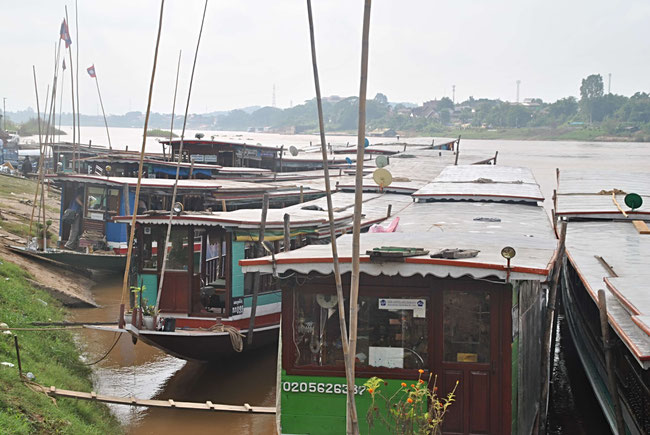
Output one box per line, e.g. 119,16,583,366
141,226,163,271
243,242,274,295
205,229,227,285
85,186,120,216
166,227,190,271
292,293,429,371
443,290,491,363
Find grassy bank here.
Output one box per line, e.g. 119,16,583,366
0,259,120,434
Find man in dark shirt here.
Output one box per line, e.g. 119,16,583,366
21,156,32,177
64,191,84,250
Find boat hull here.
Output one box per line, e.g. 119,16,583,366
30,250,126,272
562,262,649,435
127,324,279,363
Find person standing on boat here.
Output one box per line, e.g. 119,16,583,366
21,156,32,177
64,190,84,250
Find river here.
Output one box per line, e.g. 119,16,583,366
65,127,648,434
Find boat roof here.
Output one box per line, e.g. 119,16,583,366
112,191,410,236
556,170,650,220
241,188,557,281
77,155,221,170
413,165,543,203
564,221,650,368
160,139,282,153
45,174,276,192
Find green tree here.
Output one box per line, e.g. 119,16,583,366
580,74,604,123
374,93,388,105
438,97,454,111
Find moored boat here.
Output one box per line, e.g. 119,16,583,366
556,170,650,434
241,164,558,434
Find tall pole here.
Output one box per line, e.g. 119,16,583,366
306,1,358,431
93,71,112,150
58,61,65,143
2,97,5,130
75,0,81,147
156,0,209,311
516,80,521,104
608,73,612,94
167,50,182,161
348,4,372,435
64,8,77,172
120,0,166,315
452,84,456,104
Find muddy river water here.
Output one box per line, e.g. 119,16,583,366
65,128,649,434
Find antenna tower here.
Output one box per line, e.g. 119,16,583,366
452,85,456,104
516,80,521,103
272,84,276,107
608,73,611,94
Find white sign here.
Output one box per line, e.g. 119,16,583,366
378,298,426,318
369,346,404,369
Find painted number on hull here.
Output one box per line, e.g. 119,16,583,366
282,382,366,396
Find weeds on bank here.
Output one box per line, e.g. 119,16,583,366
0,258,120,434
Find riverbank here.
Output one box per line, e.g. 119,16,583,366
321,126,646,142
0,259,120,434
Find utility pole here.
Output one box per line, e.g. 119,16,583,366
516,80,521,104
2,97,5,130
608,73,612,94
452,85,456,104
272,83,276,107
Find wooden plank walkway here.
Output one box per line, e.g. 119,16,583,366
33,384,276,414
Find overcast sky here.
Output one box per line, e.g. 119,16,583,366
3,0,650,116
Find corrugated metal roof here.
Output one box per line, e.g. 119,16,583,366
556,170,650,219
241,231,555,281
558,170,650,196
241,199,556,280
413,165,544,203
556,194,650,219
565,220,650,367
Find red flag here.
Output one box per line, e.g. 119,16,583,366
87,65,96,78
60,19,72,48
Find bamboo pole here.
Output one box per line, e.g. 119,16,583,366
93,72,112,150
283,213,290,252
64,8,77,172
305,1,358,431
28,66,44,244
120,0,166,319
538,221,566,433
247,192,269,346
347,3,372,434
75,0,81,147
598,289,626,435
167,50,182,161
156,0,208,311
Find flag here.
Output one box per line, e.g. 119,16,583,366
60,19,72,48
87,65,96,78
62,59,66,71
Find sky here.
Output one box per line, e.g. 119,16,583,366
2,0,650,116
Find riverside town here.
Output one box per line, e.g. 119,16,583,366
0,1,649,434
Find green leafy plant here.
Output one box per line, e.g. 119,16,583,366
364,371,458,435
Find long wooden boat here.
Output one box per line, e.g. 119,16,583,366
89,192,405,362
241,164,558,434
556,170,650,434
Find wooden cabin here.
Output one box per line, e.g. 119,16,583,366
241,165,558,434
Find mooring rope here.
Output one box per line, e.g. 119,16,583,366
208,323,244,353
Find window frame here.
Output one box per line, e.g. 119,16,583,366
283,282,432,380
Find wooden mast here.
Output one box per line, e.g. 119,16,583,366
348,5,372,435
119,0,166,324
305,0,358,431
64,8,77,172
156,0,209,311
166,50,182,161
